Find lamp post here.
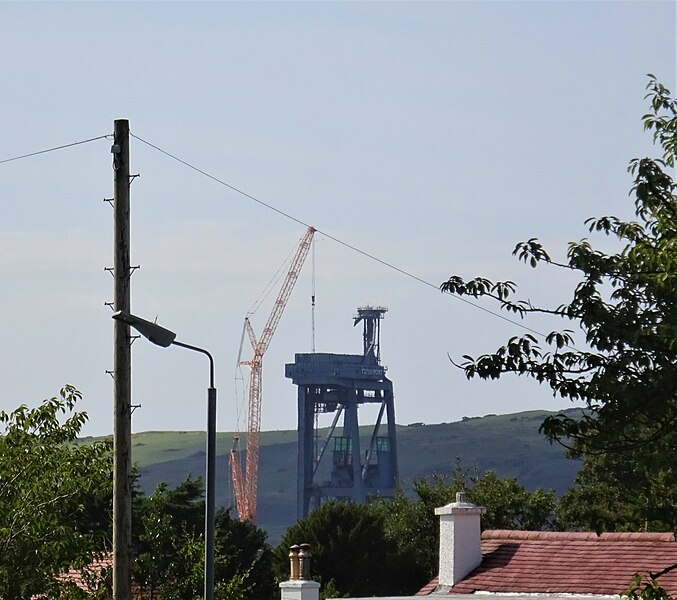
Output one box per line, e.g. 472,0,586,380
112,310,216,600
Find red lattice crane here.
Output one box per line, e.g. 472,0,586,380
230,226,316,521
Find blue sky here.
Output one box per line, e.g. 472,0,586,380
1,1,675,437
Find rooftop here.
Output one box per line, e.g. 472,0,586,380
419,530,677,596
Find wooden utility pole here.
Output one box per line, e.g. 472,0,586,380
112,119,132,600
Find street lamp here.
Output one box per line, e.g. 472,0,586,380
112,310,217,600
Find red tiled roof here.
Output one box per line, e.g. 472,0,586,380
416,577,439,596
58,555,112,593
420,530,677,596
58,555,146,598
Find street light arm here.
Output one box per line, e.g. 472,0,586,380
111,311,214,387
172,340,215,389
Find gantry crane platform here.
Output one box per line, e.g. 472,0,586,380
285,306,398,519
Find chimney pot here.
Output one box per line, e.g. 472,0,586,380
299,543,312,580
289,545,301,580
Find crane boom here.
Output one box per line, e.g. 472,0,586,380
231,226,316,521
229,437,246,512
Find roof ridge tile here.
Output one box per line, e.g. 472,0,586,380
481,530,676,542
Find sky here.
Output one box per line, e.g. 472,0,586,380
0,1,675,438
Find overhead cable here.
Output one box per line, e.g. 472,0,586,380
0,135,111,165
129,132,553,341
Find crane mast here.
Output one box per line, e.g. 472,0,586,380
230,226,316,521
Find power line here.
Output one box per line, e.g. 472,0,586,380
130,132,553,341
0,134,111,165
130,133,309,229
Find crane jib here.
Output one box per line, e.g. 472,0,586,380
231,226,316,522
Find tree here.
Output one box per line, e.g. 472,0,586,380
469,470,555,530
382,468,555,587
273,500,412,599
555,448,676,533
441,76,677,598
625,568,677,600
274,470,554,597
441,76,677,480
0,386,112,599
213,508,275,600
133,477,274,600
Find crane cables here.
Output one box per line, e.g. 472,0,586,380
246,240,299,318
233,236,305,434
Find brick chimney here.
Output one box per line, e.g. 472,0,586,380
435,492,486,589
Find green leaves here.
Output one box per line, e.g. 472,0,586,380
545,330,574,349
556,436,676,534
441,77,677,468
441,276,526,315
439,78,677,552
513,238,551,268
625,574,675,600
132,478,272,600
642,76,677,168
273,500,415,598
0,388,112,600
274,469,557,597
441,275,518,299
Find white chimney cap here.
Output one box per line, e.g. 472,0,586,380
435,492,486,516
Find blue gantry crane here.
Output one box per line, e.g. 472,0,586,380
285,306,398,519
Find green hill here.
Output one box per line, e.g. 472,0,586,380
125,408,581,543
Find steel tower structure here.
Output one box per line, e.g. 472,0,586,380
285,306,398,519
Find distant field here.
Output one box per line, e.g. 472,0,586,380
104,408,581,544
129,430,298,467
128,427,365,468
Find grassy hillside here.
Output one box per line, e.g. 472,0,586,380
397,411,580,492
128,408,581,543
130,429,298,466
